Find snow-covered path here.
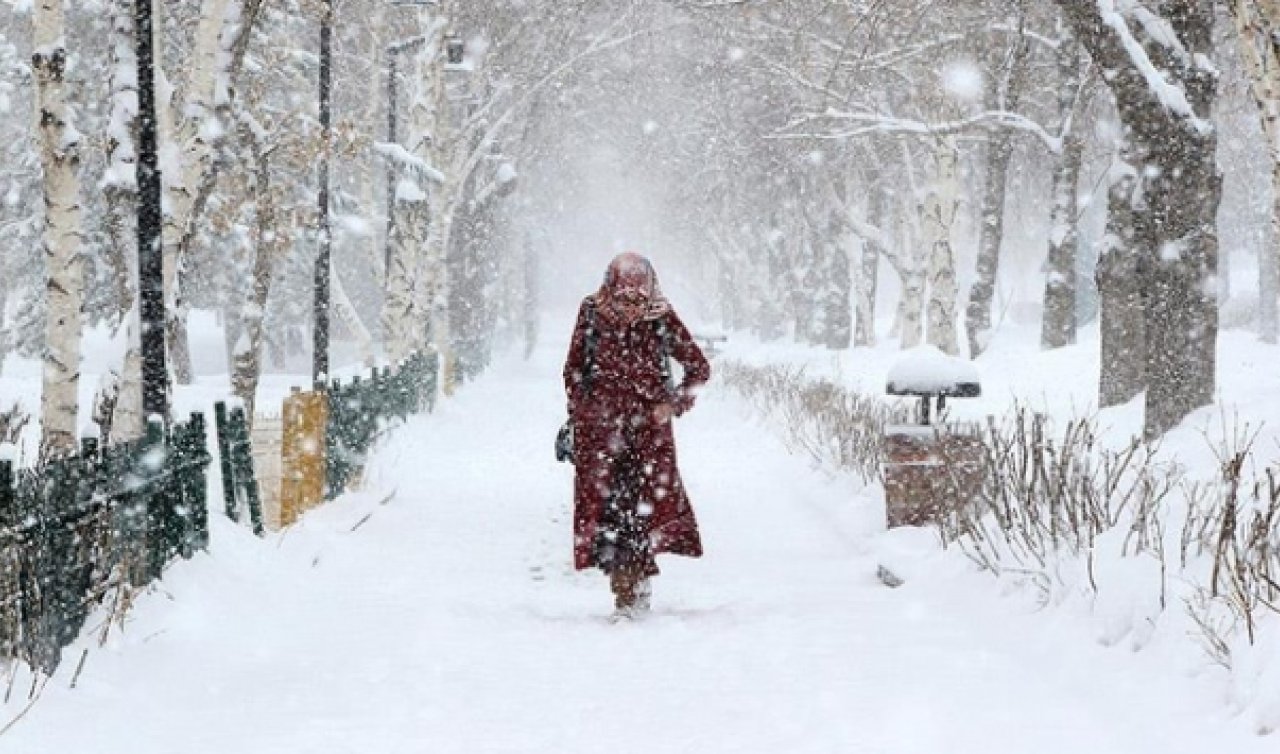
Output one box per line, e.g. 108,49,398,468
2,346,1272,753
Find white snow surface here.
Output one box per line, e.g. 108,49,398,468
0,315,1277,752
886,344,980,394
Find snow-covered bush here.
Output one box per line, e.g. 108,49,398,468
718,360,908,484
723,362,1280,731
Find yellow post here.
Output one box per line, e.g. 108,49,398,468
441,348,456,397
280,388,328,527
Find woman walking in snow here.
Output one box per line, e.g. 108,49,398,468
562,252,711,618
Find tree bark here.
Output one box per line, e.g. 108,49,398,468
924,137,960,355
966,31,1030,358
1055,0,1221,439
895,191,924,348
160,0,233,385
1227,0,1280,342
853,178,883,348
230,121,283,424
1097,159,1146,407
33,0,84,458
104,0,143,442
1041,42,1092,350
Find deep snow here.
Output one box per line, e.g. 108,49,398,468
0,315,1277,752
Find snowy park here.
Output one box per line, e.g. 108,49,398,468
3,0,1280,752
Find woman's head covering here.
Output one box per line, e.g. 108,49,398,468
593,252,671,324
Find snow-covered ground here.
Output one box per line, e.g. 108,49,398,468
1,314,1277,752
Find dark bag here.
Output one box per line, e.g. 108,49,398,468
557,303,599,464
555,421,574,463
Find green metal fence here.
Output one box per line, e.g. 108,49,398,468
325,351,438,500
0,413,211,673
214,402,265,535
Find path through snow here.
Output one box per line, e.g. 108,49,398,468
1,345,1271,753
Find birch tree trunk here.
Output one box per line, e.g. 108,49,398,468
923,137,960,355
103,0,143,442
965,33,1030,358
384,13,447,366
854,187,885,348
383,190,428,365
899,191,925,349
33,0,84,458
160,0,233,385
1227,0,1280,343
1041,44,1092,350
230,123,282,424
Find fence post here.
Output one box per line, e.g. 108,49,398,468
0,451,12,527
213,402,239,522
181,412,210,556
228,407,265,536
142,417,168,580
281,389,327,527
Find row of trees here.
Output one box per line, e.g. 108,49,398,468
0,0,645,458
645,0,1277,439
2,0,1278,450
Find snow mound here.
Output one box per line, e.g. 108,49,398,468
886,345,981,396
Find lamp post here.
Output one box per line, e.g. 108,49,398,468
314,0,334,388
135,0,167,421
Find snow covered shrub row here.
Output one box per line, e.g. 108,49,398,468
947,410,1280,732
721,360,1280,722
939,408,1280,668
717,360,908,484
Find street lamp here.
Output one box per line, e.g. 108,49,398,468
314,0,334,388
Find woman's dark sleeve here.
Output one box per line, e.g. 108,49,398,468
664,309,711,415
562,300,592,416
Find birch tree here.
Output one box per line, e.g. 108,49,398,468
922,136,962,355
966,17,1031,358
32,0,84,457
100,0,143,442
1225,0,1280,343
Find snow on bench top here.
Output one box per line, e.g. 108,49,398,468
886,345,981,396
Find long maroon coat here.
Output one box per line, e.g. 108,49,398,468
563,297,711,571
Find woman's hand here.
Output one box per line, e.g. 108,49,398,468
652,403,675,424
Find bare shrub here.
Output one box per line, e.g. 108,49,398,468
718,360,907,483
720,361,1280,669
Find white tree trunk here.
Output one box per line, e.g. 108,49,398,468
383,187,428,365
103,0,143,442
33,0,84,457
230,123,282,423
385,11,449,372
1229,0,1280,342
853,185,887,348
161,0,234,384
923,137,960,356
898,195,925,349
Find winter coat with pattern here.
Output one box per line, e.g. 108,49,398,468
562,297,711,571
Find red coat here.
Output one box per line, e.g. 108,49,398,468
563,298,711,571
